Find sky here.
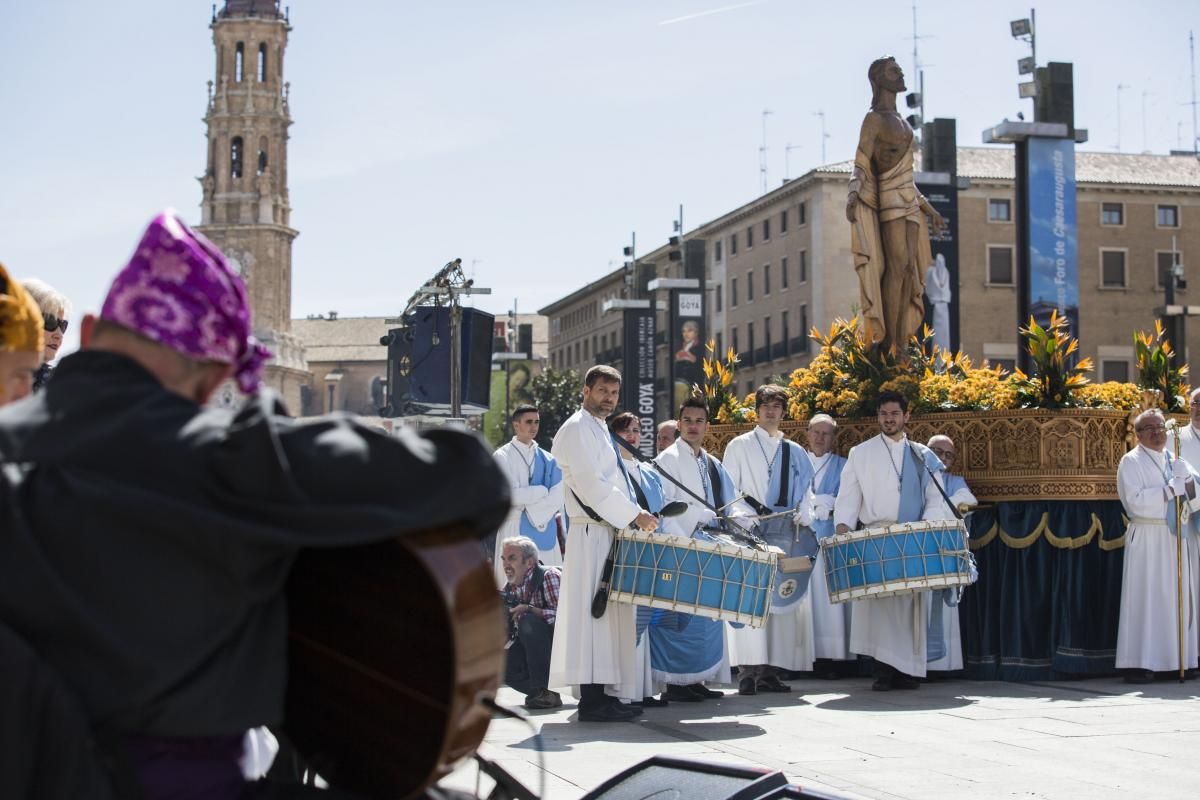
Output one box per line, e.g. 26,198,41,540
2,1,1198,357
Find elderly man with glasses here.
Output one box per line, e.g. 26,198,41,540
924,435,976,673
1117,408,1200,683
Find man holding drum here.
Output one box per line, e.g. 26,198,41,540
834,390,946,691
806,414,852,678
724,385,817,695
550,365,658,722
1116,408,1200,683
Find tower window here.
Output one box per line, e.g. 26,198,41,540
258,43,267,82
257,150,268,176
231,137,244,179
235,43,245,83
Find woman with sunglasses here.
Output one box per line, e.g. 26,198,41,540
21,278,71,391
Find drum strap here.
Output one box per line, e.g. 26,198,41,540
707,456,725,508
570,490,605,524
776,442,791,508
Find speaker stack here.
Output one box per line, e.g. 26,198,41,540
379,305,495,417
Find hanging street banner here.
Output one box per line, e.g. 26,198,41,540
622,304,657,459
1026,136,1079,340
669,288,706,422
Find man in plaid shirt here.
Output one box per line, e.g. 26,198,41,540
500,536,563,710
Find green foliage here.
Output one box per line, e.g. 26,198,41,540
1135,321,1190,412
1009,311,1092,409
526,368,583,448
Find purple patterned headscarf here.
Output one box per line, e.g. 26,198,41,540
101,210,272,393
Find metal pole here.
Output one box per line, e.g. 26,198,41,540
450,300,462,418
1030,8,1036,73
504,358,512,438
1174,430,1185,683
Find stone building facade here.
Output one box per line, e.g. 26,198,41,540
196,0,308,410
542,148,1200,412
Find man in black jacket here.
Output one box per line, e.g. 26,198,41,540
0,212,510,799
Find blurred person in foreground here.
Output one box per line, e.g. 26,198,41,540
0,263,44,407
21,277,71,391
0,211,509,799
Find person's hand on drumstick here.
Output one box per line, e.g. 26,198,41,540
633,510,658,532
695,507,718,528
813,494,836,520
792,504,814,529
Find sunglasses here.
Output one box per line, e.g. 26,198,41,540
43,313,69,334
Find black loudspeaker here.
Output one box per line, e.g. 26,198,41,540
684,238,707,283
1035,61,1075,135
580,756,787,800
637,261,658,299
380,305,494,416
921,117,957,176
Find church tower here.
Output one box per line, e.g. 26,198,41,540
197,0,308,408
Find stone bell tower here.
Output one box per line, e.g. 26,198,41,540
197,0,307,408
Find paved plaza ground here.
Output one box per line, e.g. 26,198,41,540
443,675,1200,799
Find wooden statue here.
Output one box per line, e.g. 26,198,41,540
846,55,945,358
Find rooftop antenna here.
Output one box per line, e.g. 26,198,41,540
1141,89,1153,154
1116,83,1131,152
813,110,830,164
785,143,802,180
910,0,932,133
759,109,774,194
1190,31,1199,154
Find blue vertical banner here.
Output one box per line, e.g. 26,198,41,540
1025,137,1079,340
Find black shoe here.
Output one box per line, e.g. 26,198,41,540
871,674,893,691
1186,668,1199,680
605,696,644,716
523,689,563,710
688,683,724,699
636,695,669,707
756,675,792,693
1124,669,1155,685
813,659,842,680
664,684,704,702
578,703,639,722
738,676,758,695
892,672,920,690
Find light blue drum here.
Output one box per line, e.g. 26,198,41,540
820,519,972,604
608,529,776,628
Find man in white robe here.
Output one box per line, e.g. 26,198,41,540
924,434,977,672
806,414,851,676
653,397,752,699
656,419,678,454
1117,408,1200,682
834,390,944,690
549,365,659,722
724,385,816,694
492,404,564,587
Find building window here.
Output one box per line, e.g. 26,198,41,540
764,316,772,361
716,331,724,357
762,218,771,241
1100,249,1127,288
584,338,590,360
747,270,754,301
230,136,244,179
257,141,268,176
798,201,807,225
987,246,1014,285
781,209,789,233
1158,205,1180,228
1101,360,1130,382
235,42,245,82
781,256,789,289
1101,202,1124,226
781,310,790,355
763,263,772,295
799,304,808,352
798,250,808,283
716,284,723,312
715,239,724,261
746,225,754,248
731,327,739,357
574,342,581,363
257,43,267,82
1157,250,1184,289
747,322,755,365
731,232,738,255
992,358,1017,373
746,380,755,396
988,198,1012,222
731,277,739,307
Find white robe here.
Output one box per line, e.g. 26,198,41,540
924,255,951,352
724,427,816,672
548,409,642,698
923,471,977,672
1115,445,1200,672
492,438,564,587
833,433,943,677
808,450,852,660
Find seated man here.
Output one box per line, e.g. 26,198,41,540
500,536,563,710
0,212,510,799
0,262,43,407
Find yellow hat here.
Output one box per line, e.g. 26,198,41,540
0,262,45,354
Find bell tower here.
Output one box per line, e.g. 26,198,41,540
197,0,308,407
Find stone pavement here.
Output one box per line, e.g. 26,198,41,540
442,676,1200,799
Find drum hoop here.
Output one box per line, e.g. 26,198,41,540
827,572,971,603
818,518,966,548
